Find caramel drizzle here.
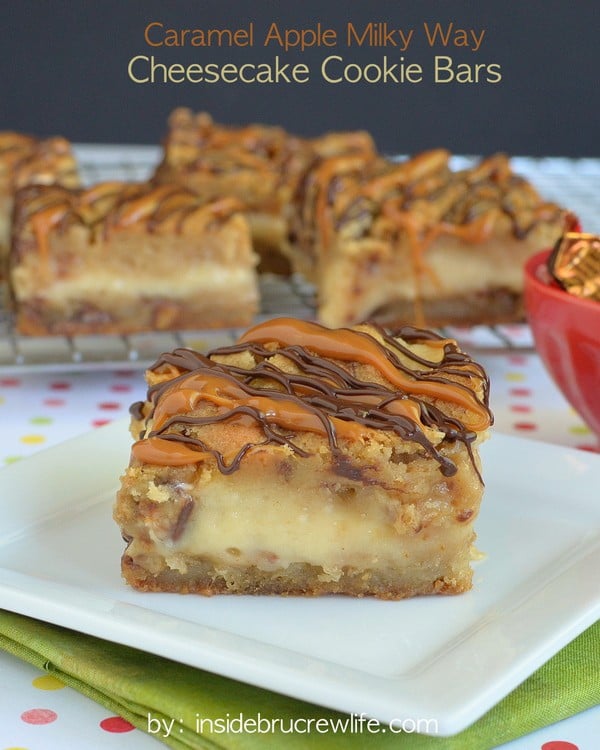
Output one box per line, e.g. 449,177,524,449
238,318,491,431
380,199,497,325
0,133,78,188
167,109,296,172
18,182,242,258
308,150,568,324
163,110,376,210
131,318,491,478
371,154,564,240
309,154,374,249
31,202,71,266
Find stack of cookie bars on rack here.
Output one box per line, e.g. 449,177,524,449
1,108,575,336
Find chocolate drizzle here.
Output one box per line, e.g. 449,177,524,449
132,318,492,481
300,151,573,316
12,181,242,254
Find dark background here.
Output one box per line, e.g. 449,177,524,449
2,0,598,156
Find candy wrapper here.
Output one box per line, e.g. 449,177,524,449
548,232,600,302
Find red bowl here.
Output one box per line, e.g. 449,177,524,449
524,249,600,439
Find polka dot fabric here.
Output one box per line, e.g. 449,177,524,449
0,648,594,749
0,651,153,748
0,371,145,466
0,356,597,748
477,353,597,451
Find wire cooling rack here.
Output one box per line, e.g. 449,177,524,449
1,146,599,373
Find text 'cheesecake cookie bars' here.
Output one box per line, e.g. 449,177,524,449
115,317,493,599
8,181,258,335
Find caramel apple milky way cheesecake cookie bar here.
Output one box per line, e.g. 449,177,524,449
115,316,493,599
153,108,376,271
0,132,79,276
293,149,576,327
8,181,258,335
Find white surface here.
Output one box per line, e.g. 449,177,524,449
0,419,598,737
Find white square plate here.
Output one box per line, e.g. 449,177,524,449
0,419,598,735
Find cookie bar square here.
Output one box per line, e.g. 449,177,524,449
0,132,79,275
295,150,576,326
9,181,258,335
153,108,376,271
115,317,492,599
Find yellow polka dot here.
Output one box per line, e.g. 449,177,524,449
504,372,526,382
569,424,591,435
186,338,206,350
20,434,46,445
32,674,65,691
0,396,5,405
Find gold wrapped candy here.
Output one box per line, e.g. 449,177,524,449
548,232,600,302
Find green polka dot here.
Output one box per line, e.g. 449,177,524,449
0,396,5,405
4,456,22,464
29,416,53,425
569,424,591,435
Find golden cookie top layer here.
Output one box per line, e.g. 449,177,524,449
298,150,575,255
12,182,245,262
161,108,298,167
156,108,376,184
130,317,493,478
0,132,79,190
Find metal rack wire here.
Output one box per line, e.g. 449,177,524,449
1,146,598,373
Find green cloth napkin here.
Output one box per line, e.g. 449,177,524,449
0,610,597,750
